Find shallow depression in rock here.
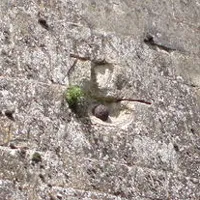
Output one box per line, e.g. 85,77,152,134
89,101,135,126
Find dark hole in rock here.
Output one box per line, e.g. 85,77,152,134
87,168,97,175
64,173,69,180
5,110,15,121
92,104,109,121
191,128,195,134
18,186,23,191
57,194,62,200
32,152,42,164
27,74,33,79
144,34,154,44
113,190,126,198
9,143,17,149
92,184,98,189
173,144,179,152
39,174,45,182
40,164,45,169
38,18,49,30
20,149,26,158
87,168,96,179
186,151,190,156
190,84,197,88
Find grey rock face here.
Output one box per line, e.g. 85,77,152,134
0,0,200,200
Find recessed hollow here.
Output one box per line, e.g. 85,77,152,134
89,101,134,126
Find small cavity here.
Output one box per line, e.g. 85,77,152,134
5,109,15,121
38,18,49,30
89,101,134,127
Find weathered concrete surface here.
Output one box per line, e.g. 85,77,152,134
0,0,200,199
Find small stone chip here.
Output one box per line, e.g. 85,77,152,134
93,104,109,121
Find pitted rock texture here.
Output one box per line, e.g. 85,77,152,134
0,0,200,200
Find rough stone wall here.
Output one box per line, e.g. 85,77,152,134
0,0,200,199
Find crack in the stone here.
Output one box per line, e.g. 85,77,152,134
116,98,152,105
144,34,179,53
69,53,90,61
181,82,200,89
69,53,109,65
38,18,50,30
49,18,200,58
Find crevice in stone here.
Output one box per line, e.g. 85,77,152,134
183,83,199,88
116,98,152,105
69,53,90,61
38,18,50,30
5,110,15,121
70,53,109,65
144,34,177,53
